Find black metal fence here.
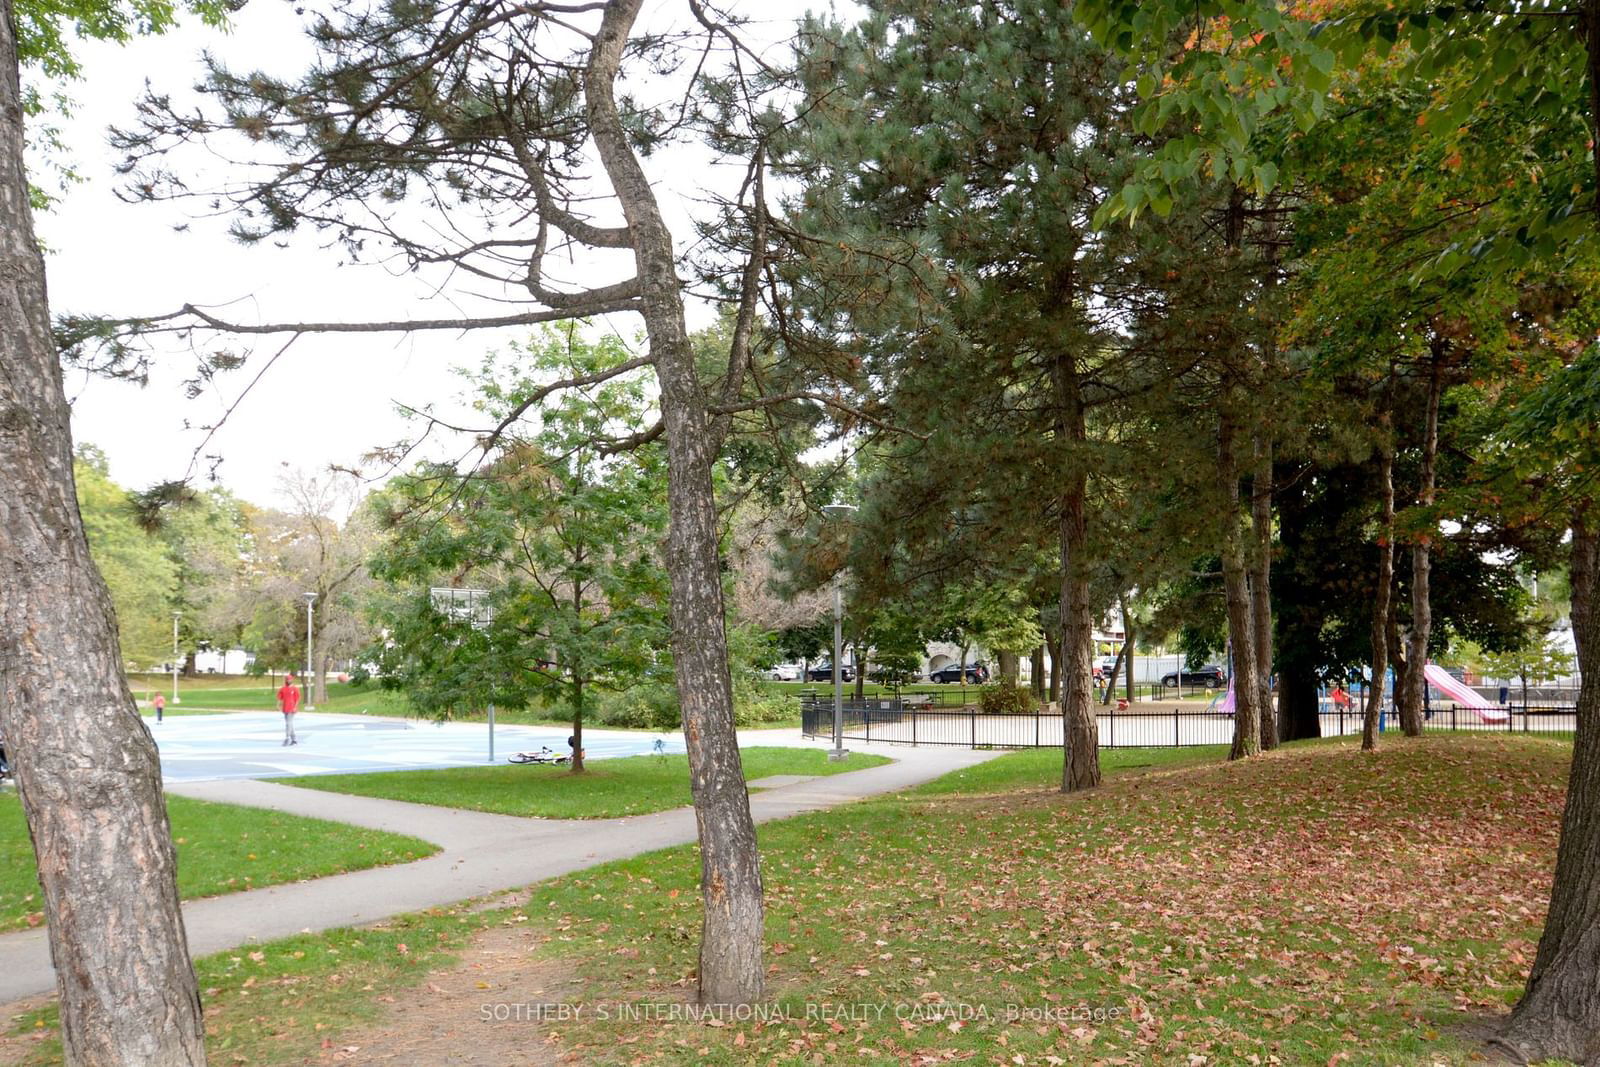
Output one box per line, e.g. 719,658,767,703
798,696,1578,749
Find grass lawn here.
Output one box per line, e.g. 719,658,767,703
271,747,891,819
504,734,1568,1064
909,743,1230,795
3,735,1572,1065
3,902,499,1067
128,679,416,717
0,794,437,935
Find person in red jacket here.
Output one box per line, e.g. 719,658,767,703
277,673,302,746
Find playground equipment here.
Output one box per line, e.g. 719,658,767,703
1423,664,1508,723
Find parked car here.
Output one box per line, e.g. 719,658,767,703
1160,665,1227,689
763,663,801,682
1093,656,1121,682
805,662,854,682
928,662,990,684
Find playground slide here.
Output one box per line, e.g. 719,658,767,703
1423,663,1508,723
1215,678,1235,716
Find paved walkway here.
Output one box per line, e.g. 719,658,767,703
0,734,996,1003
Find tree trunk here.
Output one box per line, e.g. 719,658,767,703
1053,351,1098,791
1498,510,1600,1062
1045,625,1062,703
586,0,760,1006
315,651,332,706
853,641,866,700
1221,415,1261,761
182,649,197,677
998,650,1019,686
1099,641,1126,706
1125,638,1134,701
1121,592,1135,702
1361,431,1395,752
1252,435,1277,750
1399,355,1442,737
0,4,208,1059
1030,645,1046,700
1278,663,1322,741
571,676,585,773
1273,462,1321,742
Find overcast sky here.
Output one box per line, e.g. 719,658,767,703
42,0,825,508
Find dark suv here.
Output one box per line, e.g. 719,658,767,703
805,662,854,682
929,662,989,684
1160,665,1227,689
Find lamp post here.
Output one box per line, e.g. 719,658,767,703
821,501,858,761
171,612,181,705
303,593,317,710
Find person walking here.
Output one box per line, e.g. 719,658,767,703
152,693,165,723
277,673,301,746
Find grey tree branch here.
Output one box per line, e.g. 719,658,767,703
708,389,924,440
146,299,642,335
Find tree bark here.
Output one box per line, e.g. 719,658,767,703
1053,350,1098,791
1398,355,1442,737
1221,415,1261,760
571,675,585,773
1361,430,1395,752
1030,645,1046,700
998,650,1019,686
1273,463,1321,741
1252,434,1277,750
1099,641,1126,706
585,0,761,1006
1122,592,1135,702
0,2,208,1059
1386,602,1408,705
1045,624,1062,704
1498,509,1600,1061
315,651,332,706
1278,663,1322,741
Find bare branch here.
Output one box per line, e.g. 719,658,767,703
709,390,925,440
711,146,768,444
149,299,642,336
597,419,664,455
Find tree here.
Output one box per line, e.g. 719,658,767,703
1473,635,1577,710
0,0,206,1059
90,0,783,1005
74,446,178,667
243,471,378,703
154,486,250,676
781,0,1164,790
371,329,671,772
1490,342,1600,1058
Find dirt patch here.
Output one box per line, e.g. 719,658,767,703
307,924,579,1066
0,995,53,1066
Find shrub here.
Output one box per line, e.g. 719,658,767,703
591,684,681,731
978,682,1034,715
732,681,797,726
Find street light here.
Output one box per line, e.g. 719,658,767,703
821,501,858,761
303,593,317,711
171,612,181,705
